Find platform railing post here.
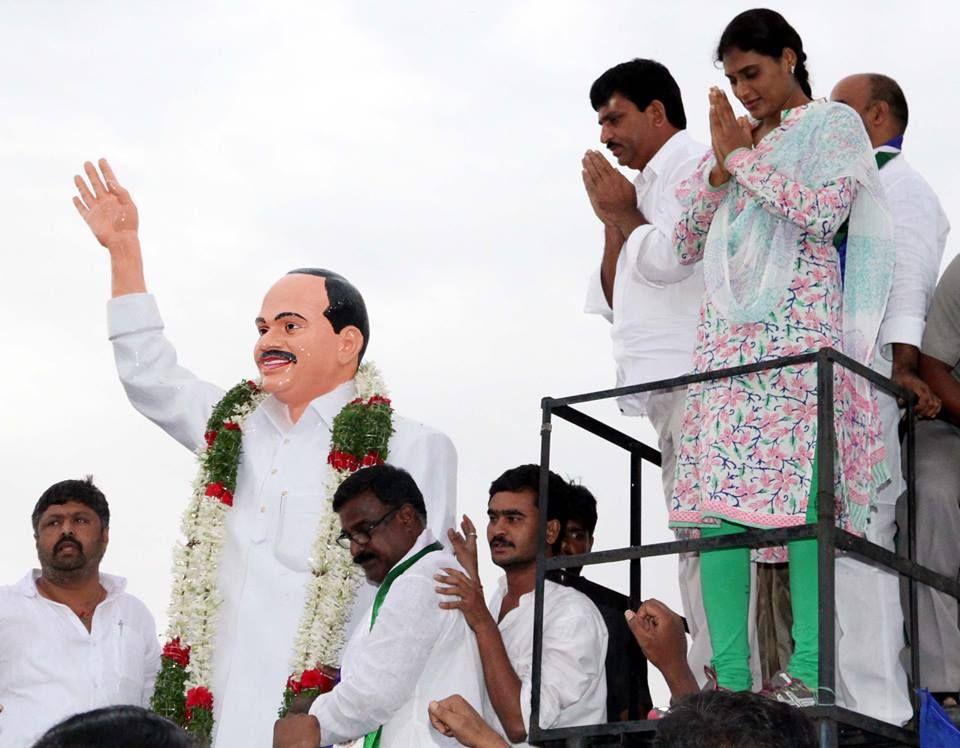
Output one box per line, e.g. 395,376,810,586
531,398,553,745
816,351,838,726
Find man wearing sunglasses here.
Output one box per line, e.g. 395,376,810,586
274,464,484,748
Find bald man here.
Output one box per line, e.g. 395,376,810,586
830,73,950,724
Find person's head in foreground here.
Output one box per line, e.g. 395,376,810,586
486,464,569,570
32,705,195,748
654,690,816,747
716,8,811,122
32,476,110,583
332,463,427,584
255,267,369,418
589,58,687,171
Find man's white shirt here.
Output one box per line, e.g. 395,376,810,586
107,292,458,748
876,150,950,362
584,131,709,415
0,571,160,748
484,577,607,746
874,149,950,503
310,531,484,746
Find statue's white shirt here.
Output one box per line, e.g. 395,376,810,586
108,293,457,748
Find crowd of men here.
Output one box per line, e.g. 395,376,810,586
2,38,960,748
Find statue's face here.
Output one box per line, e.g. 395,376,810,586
254,274,355,409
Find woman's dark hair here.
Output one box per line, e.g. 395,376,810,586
32,706,196,748
716,9,812,98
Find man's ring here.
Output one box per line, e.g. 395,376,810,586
467,532,478,537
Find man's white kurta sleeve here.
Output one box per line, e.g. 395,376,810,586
397,429,457,544
519,605,608,731
878,176,948,356
107,293,225,451
310,574,445,744
627,224,695,286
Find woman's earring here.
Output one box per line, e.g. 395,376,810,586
790,65,796,74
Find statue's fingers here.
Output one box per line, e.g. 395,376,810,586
74,174,95,207
83,161,107,197
72,196,89,218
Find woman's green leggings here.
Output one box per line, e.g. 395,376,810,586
699,458,820,691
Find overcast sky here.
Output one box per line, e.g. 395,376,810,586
2,0,957,706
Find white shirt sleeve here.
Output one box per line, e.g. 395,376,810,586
394,427,458,544
107,293,225,451
878,173,949,357
310,574,448,744
520,602,608,730
627,223,695,285
584,267,615,323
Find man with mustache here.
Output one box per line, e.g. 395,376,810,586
0,477,160,747
71,159,456,746
435,465,607,745
273,465,483,747
580,59,725,685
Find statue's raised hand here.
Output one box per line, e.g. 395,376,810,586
73,159,138,250
72,158,147,297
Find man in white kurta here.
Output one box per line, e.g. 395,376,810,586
582,59,760,686
274,464,483,746
830,74,948,725
0,478,160,747
72,159,456,748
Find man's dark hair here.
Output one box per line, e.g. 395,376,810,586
589,59,687,129
488,464,568,523
565,482,598,535
32,476,109,535
654,690,816,747
287,268,370,363
33,705,196,748
332,464,427,523
716,9,813,98
868,73,909,133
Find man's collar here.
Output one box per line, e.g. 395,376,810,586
19,569,127,599
260,378,359,432
875,134,904,154
640,130,692,183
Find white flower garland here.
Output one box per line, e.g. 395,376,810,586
290,363,387,673
156,364,390,734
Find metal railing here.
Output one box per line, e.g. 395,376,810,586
529,347,960,747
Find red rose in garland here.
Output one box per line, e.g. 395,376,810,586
162,638,191,668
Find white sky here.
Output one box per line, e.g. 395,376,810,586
2,0,958,707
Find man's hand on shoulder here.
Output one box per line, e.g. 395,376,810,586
273,713,321,748
435,564,493,633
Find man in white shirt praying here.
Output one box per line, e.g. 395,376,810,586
826,73,949,725
0,477,160,748
435,465,607,746
71,159,457,747
580,58,746,684
273,464,484,747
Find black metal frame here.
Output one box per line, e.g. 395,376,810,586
529,347,960,747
